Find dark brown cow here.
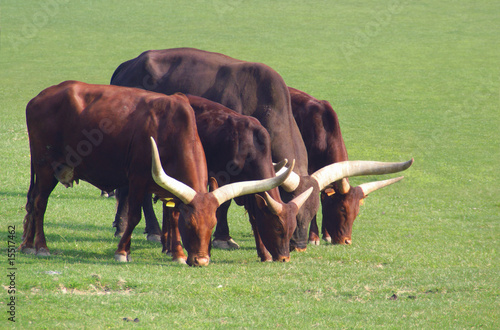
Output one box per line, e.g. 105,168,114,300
110,48,413,251
289,87,411,245
21,81,291,266
188,95,313,261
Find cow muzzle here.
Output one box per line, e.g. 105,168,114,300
333,237,352,245
188,255,210,267
274,255,290,262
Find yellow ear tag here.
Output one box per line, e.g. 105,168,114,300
162,197,176,208
325,188,335,196
359,199,365,206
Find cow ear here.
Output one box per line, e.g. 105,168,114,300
324,188,335,197
254,194,268,210
359,198,365,206
208,177,219,192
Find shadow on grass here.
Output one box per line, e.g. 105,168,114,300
0,189,117,201
18,222,170,266
0,191,27,198
20,218,260,266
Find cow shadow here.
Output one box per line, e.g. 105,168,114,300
18,222,170,266
18,221,261,266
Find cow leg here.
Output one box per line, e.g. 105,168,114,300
162,205,187,263
321,218,332,243
161,204,171,254
212,200,240,249
113,188,160,243
20,165,58,256
112,187,129,237
308,215,321,245
114,185,144,262
142,194,161,242
247,212,272,262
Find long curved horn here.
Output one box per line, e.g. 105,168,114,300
290,186,314,210
275,160,301,192
211,160,295,206
150,137,197,204
273,159,288,172
311,158,414,191
263,185,314,215
263,192,283,215
359,176,404,196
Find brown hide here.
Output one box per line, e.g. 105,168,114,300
21,81,215,266
289,87,349,170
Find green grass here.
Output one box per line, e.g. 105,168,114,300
1,0,499,328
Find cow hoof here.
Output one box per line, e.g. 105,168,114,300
21,247,37,255
36,248,51,256
173,257,187,264
146,234,162,243
227,238,240,249
308,239,320,246
114,254,129,262
323,237,332,243
213,238,240,250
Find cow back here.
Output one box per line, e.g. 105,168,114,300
111,48,308,176
289,87,349,174
26,81,206,195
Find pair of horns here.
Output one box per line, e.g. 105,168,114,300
150,137,294,206
262,187,314,215
277,159,414,194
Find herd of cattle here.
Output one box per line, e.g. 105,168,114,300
20,48,413,266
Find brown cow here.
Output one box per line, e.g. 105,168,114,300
21,81,292,266
188,95,312,261
289,87,411,245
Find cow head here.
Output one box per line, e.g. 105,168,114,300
320,176,404,244
280,159,414,248
253,186,313,261
150,138,293,266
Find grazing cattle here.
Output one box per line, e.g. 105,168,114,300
110,48,413,250
110,48,315,251
289,87,411,245
114,95,312,262
20,81,291,266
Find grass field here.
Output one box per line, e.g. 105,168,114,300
1,0,499,328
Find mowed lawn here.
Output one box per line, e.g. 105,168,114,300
1,1,498,328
